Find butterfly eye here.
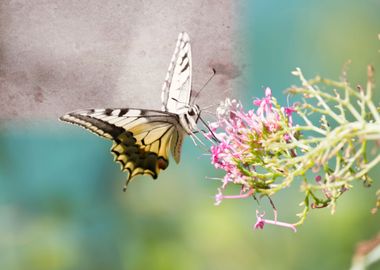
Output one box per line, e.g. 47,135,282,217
189,108,195,116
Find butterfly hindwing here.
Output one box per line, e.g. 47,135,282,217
60,108,185,184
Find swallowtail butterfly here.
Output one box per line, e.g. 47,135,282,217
60,32,201,190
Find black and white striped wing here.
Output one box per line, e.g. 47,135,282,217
60,108,185,184
161,32,192,114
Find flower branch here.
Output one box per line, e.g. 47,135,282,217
206,65,380,230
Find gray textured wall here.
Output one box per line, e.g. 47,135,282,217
0,0,241,120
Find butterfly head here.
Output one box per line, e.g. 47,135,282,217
188,104,200,118
177,104,200,134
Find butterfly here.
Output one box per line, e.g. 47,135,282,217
60,32,202,191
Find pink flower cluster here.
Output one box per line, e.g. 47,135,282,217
208,88,296,231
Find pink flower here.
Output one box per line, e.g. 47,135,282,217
283,106,296,126
206,88,297,231
253,87,272,107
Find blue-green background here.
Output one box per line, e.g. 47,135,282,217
1,1,380,269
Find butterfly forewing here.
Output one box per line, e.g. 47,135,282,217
60,108,185,183
161,32,192,114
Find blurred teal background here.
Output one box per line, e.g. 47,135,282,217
1,1,380,269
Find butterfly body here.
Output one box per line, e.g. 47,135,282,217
60,32,200,188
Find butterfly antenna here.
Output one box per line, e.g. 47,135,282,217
192,68,216,105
